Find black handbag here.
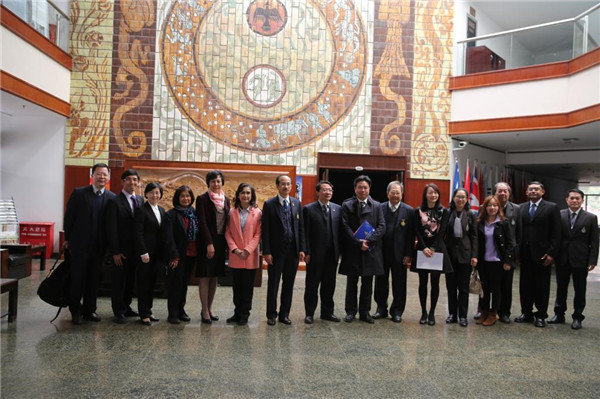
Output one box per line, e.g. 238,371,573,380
37,250,71,321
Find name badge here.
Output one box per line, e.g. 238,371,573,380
401,219,406,227
511,219,515,225
581,227,586,233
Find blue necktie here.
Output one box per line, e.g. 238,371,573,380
570,212,577,229
529,203,536,220
282,199,292,244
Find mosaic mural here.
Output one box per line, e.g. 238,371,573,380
67,0,453,180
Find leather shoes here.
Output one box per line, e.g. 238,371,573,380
267,317,276,326
140,318,152,326
534,317,546,327
446,315,457,324
571,319,582,330
419,313,427,324
499,314,511,323
179,314,191,322
167,317,181,325
226,314,240,324
72,313,83,325
279,316,292,325
392,315,402,323
473,311,482,320
459,318,468,327
344,314,355,323
304,316,314,324
210,314,219,321
125,308,139,317
514,314,534,323
548,314,565,324
359,314,375,324
237,317,248,326
428,314,436,326
372,310,388,319
201,317,212,324
83,312,101,322
320,314,341,322
149,315,159,322
114,315,126,324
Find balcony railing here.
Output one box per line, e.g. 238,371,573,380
457,3,600,75
2,0,69,52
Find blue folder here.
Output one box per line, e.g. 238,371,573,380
354,221,375,251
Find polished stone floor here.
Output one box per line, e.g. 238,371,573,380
2,259,600,398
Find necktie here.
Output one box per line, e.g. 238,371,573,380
570,212,577,229
96,190,102,196
131,195,138,212
529,203,536,220
360,201,366,209
322,204,329,214
282,199,292,244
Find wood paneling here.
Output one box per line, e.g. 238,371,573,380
404,178,450,209
0,5,72,70
449,103,600,135
0,70,70,117
318,152,407,171
299,174,318,205
450,47,600,91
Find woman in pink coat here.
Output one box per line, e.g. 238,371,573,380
225,183,262,325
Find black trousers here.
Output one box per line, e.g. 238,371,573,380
554,264,588,321
345,275,373,316
498,267,514,317
374,261,407,317
417,271,440,314
479,260,503,312
137,259,159,319
232,268,257,318
167,255,195,318
69,250,103,315
111,257,136,317
304,253,337,317
519,254,551,319
445,262,471,318
266,246,298,319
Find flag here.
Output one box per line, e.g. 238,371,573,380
480,162,486,199
471,160,480,208
452,160,460,200
464,159,471,200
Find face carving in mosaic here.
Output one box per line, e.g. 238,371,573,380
160,0,366,153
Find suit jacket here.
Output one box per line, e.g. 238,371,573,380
339,196,385,277
444,209,478,265
225,206,262,269
380,201,415,265
303,201,341,264
559,208,599,268
519,199,561,260
196,192,231,255
476,218,515,267
134,202,168,260
261,196,305,257
412,207,452,273
64,185,116,256
105,192,144,258
163,207,196,261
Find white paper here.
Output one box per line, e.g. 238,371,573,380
416,251,444,271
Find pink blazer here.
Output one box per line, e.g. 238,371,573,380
225,206,262,269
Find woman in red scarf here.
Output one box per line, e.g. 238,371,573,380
196,170,230,324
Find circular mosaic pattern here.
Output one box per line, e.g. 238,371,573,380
160,0,366,152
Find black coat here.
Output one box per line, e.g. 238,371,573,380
380,201,415,265
196,192,230,256
261,196,306,257
444,209,478,265
559,209,599,268
519,199,561,260
134,202,168,260
339,196,385,277
412,207,452,273
477,218,515,267
303,201,341,263
105,192,144,258
164,207,196,261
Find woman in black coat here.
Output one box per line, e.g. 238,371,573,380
444,188,478,327
411,183,451,326
475,195,515,326
134,182,168,326
164,186,198,324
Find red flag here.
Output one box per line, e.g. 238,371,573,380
471,161,480,207
464,159,471,199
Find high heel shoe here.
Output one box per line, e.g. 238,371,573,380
201,316,212,324
149,315,159,322
428,312,436,326
210,314,219,321
140,318,151,326
419,313,427,324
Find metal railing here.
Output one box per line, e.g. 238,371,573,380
457,3,600,75
2,0,70,52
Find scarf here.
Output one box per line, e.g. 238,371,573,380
419,207,442,238
208,190,225,210
175,206,198,242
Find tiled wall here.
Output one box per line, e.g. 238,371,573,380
67,0,453,179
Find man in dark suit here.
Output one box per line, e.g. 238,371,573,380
514,181,561,327
548,188,598,329
339,175,385,324
495,182,521,323
105,169,143,324
302,180,341,324
64,163,116,324
373,181,414,323
262,174,305,325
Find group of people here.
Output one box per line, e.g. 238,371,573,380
63,163,598,330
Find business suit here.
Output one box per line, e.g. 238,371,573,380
444,209,477,320
374,201,415,318
518,199,561,320
303,200,341,318
64,185,115,316
498,201,521,319
553,208,599,321
339,196,385,318
262,195,305,320
105,191,143,318
164,207,197,320
134,202,168,319
225,206,262,321
196,192,230,277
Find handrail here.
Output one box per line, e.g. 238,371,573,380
457,3,600,44
47,0,70,21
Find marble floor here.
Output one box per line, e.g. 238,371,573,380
2,259,600,399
